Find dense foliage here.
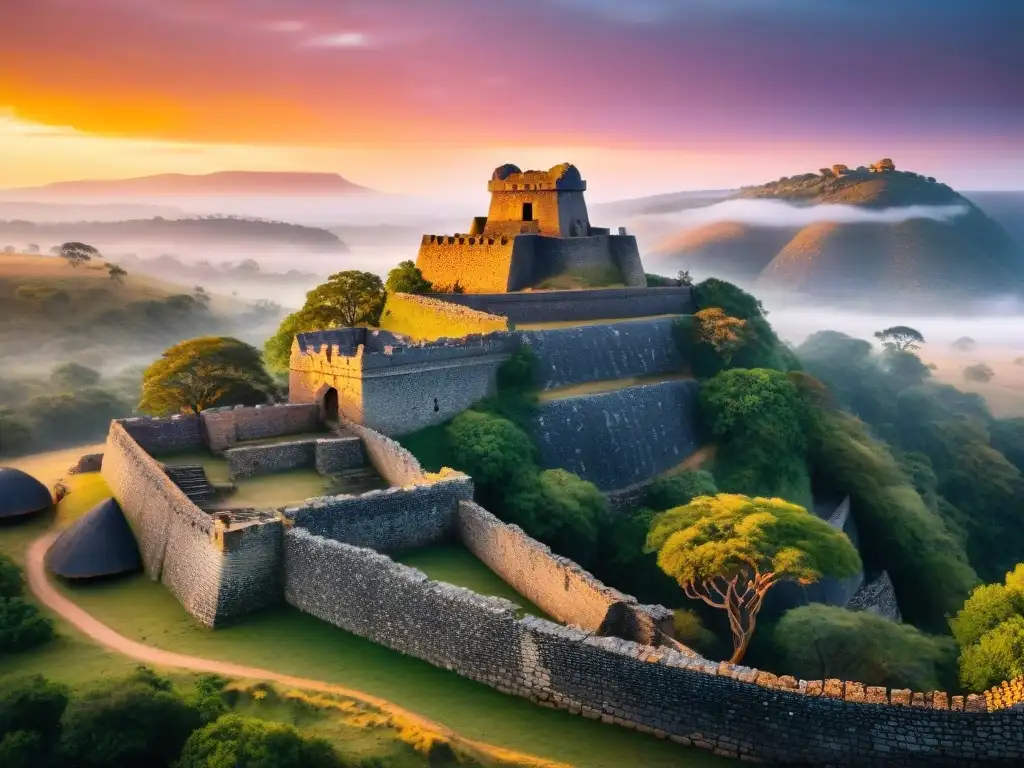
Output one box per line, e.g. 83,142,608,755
139,336,276,415
645,494,861,663
0,555,54,655
264,270,387,371
385,260,433,295
950,565,1024,691
773,604,956,691
177,714,345,768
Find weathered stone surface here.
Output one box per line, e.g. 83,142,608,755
201,404,319,452
534,379,700,491
226,440,317,479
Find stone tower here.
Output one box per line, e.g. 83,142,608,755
477,163,592,238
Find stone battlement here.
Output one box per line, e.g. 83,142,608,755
421,234,512,246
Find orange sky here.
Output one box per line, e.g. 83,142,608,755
2,0,1021,196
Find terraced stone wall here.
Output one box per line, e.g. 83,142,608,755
378,292,509,342
118,414,203,456
284,527,1024,766
424,287,693,324
457,500,672,643
226,439,318,479
520,316,684,389
201,404,320,451
534,380,701,491
284,477,472,555
340,419,431,487
314,436,366,474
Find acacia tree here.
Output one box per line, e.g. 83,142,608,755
106,263,128,284
874,325,925,352
138,337,276,416
59,241,99,268
645,493,861,663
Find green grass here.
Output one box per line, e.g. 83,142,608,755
396,423,449,473
395,544,551,620
533,267,625,291
538,373,694,402
0,456,732,767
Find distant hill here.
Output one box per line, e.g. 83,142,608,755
651,167,1024,303
0,200,186,223
0,216,347,253
2,171,375,198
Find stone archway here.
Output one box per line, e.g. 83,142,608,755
322,387,339,423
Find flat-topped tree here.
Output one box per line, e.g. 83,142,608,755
874,325,924,352
59,241,99,268
645,493,861,663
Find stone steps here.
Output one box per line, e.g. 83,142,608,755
164,464,218,508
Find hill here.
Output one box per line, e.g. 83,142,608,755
0,216,347,253
2,170,375,198
651,166,1024,303
0,253,277,370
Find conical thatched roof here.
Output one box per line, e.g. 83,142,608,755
0,467,52,518
48,498,142,579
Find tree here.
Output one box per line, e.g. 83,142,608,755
193,286,211,306
0,598,54,653
882,349,932,389
952,336,977,351
264,271,387,371
0,675,68,767
48,246,62,256
25,389,130,448
177,714,345,768
59,241,99,268
0,555,24,598
58,667,201,768
774,604,955,691
138,337,276,416
694,308,746,362
676,269,693,287
963,363,995,383
951,565,1024,691
874,325,925,352
106,263,128,284
25,244,39,254
645,494,861,663
644,471,718,512
385,260,433,294
445,411,536,498
50,362,101,391
0,408,32,458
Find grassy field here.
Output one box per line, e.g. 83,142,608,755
396,544,551,620
538,372,693,402
1,450,731,768
515,314,681,331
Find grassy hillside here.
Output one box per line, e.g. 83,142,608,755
654,169,1024,302
0,253,271,367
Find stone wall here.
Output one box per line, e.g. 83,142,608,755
378,292,509,342
314,435,366,475
534,380,701,491
520,317,684,390
200,404,320,452
848,571,903,621
67,452,103,474
118,414,203,456
415,234,521,293
457,500,672,643
424,287,693,324
101,420,282,627
283,527,1024,766
339,418,434,486
284,477,472,555
225,439,318,479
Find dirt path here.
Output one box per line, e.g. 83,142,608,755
26,533,570,768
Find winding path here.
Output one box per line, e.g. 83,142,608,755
26,533,570,768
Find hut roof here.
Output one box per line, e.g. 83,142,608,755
0,467,52,518
47,498,142,579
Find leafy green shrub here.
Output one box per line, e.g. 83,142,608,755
385,260,433,295
177,714,345,768
951,565,1024,691
643,471,717,511
0,598,54,653
58,667,201,768
0,674,68,742
773,604,956,691
0,407,33,458
0,555,23,598
445,411,536,503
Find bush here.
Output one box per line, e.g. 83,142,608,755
0,408,33,458
58,667,201,768
445,411,536,503
643,471,718,511
177,714,345,768
0,675,68,741
951,566,1024,691
773,604,956,691
385,260,433,295
0,598,54,653
0,555,23,598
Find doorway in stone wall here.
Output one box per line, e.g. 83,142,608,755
522,202,533,221
323,388,339,423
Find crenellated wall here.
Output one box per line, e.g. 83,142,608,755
424,287,694,324
520,316,685,390
534,380,701,491
284,527,1023,767
416,234,522,293
457,500,673,644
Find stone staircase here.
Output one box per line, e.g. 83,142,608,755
164,465,218,509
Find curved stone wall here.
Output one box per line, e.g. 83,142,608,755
520,317,684,390
533,380,701,491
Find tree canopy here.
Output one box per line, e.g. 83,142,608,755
645,493,861,662
138,336,276,416
177,714,345,768
50,362,101,392
385,260,433,295
59,242,99,268
264,270,387,371
874,325,925,352
951,564,1024,691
